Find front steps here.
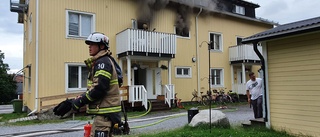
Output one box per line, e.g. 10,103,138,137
122,99,172,112
242,118,266,127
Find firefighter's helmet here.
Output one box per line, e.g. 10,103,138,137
85,32,109,48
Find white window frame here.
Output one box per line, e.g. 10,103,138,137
66,10,95,38
209,32,223,51
175,67,192,78
65,63,88,93
210,68,224,87
28,13,32,44
27,65,31,93
234,5,245,15
174,26,191,39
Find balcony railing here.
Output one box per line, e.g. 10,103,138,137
232,83,246,95
116,28,176,57
229,44,262,62
10,0,28,13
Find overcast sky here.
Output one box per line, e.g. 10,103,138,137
1,0,320,74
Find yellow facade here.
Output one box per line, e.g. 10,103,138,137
267,32,320,137
21,0,272,111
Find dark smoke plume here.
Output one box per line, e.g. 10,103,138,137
137,0,169,22
175,4,191,36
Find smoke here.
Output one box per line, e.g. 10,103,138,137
137,0,223,35
137,0,169,22
175,4,191,36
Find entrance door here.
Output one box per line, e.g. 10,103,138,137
146,68,161,99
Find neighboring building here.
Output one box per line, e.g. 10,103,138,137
10,0,274,113
242,17,320,137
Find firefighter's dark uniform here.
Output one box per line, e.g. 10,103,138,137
73,50,121,137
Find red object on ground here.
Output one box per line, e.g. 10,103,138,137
84,122,92,137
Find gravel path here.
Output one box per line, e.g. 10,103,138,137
0,104,254,137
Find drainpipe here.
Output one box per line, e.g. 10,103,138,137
28,0,39,116
253,41,268,122
196,7,202,95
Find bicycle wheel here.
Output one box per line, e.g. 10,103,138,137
226,95,233,103
215,95,224,105
202,96,210,106
191,96,200,105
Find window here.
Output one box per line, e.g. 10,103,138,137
234,5,245,15
28,65,31,93
28,13,32,43
66,64,88,92
211,68,224,87
176,67,191,78
175,26,190,38
237,37,243,45
66,10,95,38
209,32,222,51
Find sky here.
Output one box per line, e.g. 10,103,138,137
1,0,320,74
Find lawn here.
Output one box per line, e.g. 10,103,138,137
136,124,296,137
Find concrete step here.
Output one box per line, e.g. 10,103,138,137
242,118,266,127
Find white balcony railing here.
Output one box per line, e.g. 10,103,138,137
229,44,262,62
116,29,176,55
232,83,246,95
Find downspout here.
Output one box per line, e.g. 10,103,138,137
253,41,268,122
28,0,39,116
196,7,202,95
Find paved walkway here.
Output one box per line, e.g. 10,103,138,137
0,104,254,136
0,105,14,114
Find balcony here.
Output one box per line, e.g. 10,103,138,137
116,29,176,58
229,44,262,64
10,0,27,13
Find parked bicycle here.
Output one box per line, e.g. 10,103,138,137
190,89,210,106
213,88,233,105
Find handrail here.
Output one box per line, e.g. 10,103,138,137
163,84,175,108
128,85,148,110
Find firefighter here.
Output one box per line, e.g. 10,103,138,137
54,32,123,137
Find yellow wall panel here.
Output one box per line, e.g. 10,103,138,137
267,32,320,137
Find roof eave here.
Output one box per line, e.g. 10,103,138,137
242,25,320,44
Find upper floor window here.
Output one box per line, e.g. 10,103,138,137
234,5,245,15
237,37,243,45
28,13,32,44
66,10,95,38
211,68,224,87
176,67,192,78
175,26,190,38
66,64,88,92
209,32,222,51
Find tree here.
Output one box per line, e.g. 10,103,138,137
0,50,17,104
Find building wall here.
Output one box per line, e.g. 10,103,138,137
267,32,320,137
23,0,273,110
23,0,37,111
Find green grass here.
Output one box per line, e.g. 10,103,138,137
0,112,28,122
136,124,296,137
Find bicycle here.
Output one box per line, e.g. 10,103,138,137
190,89,210,106
213,88,233,106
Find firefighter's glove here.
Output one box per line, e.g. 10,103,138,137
72,97,85,112
53,98,73,117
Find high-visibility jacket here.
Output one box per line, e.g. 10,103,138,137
84,50,121,115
